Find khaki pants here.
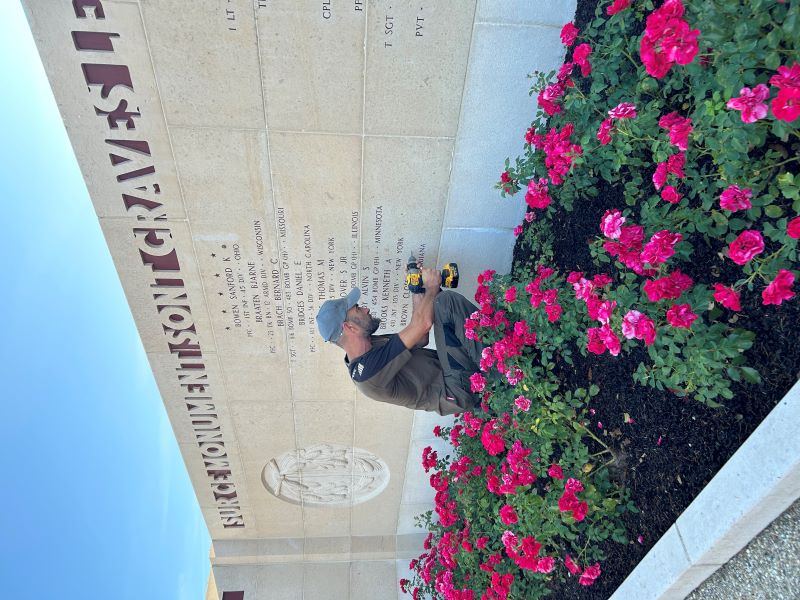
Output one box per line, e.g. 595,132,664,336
432,291,484,412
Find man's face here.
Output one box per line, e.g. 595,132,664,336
345,304,381,336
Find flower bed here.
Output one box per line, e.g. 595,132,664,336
402,0,799,598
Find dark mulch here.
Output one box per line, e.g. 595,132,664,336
509,1,800,598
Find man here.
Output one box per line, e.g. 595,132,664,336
315,267,484,415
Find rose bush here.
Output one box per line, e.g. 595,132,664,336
407,0,798,598
498,0,798,406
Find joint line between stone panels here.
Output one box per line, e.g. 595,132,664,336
168,124,265,132
99,215,189,222
251,1,298,417
445,226,516,233
473,20,561,30
437,1,479,267
352,0,369,549
268,128,362,137
396,412,421,537
363,133,456,141
675,525,693,563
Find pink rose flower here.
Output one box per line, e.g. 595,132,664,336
565,477,584,494
600,209,626,239
640,0,699,78
470,372,486,393
661,185,681,204
728,230,765,265
567,271,583,284
598,324,621,356
545,304,562,322
788,216,800,239
641,230,683,266
608,102,637,119
719,185,753,211
666,303,698,328
762,270,795,306
481,420,506,456
536,556,555,573
621,310,644,340
513,224,523,237
661,18,701,64
505,287,517,303
538,82,566,116
597,118,614,145
557,61,575,83
514,395,531,412
652,162,668,190
713,284,741,311
560,22,579,46
572,500,589,521
573,43,593,76
579,562,602,586
548,464,564,479
769,63,800,90
667,152,685,178
727,84,770,123
658,112,693,150
772,87,800,122
565,554,581,575
593,273,612,287
607,0,632,15
596,299,617,325
587,327,606,355
499,504,518,525
621,310,657,345
525,177,552,209
644,270,693,301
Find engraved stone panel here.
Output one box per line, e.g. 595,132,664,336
360,136,454,335
364,0,477,136
255,0,366,134
169,127,274,224
262,444,390,506
267,132,362,401
138,0,265,129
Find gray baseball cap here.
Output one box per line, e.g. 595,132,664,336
316,287,361,343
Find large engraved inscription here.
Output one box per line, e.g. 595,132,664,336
261,444,390,506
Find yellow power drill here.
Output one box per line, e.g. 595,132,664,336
406,254,459,293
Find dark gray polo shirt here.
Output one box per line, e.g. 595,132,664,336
345,334,464,415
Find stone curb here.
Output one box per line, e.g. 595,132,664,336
610,378,800,600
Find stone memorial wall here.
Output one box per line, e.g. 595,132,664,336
24,0,574,596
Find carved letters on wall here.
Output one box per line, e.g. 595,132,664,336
261,444,390,506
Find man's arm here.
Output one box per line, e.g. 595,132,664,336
398,267,440,350
410,292,430,347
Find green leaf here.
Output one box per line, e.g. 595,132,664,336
765,205,784,218
740,366,761,384
765,52,781,70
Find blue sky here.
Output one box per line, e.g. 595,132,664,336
1,2,211,598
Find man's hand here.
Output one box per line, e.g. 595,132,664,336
399,267,439,349
421,267,441,295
